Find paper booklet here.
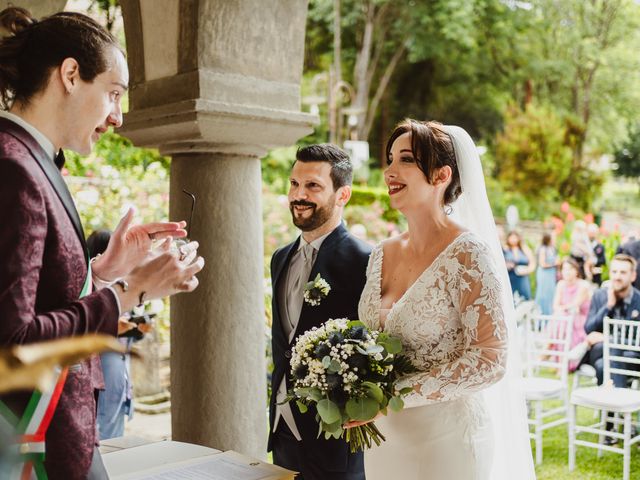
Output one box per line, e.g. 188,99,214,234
104,440,296,480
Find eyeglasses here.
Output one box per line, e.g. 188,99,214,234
182,189,196,240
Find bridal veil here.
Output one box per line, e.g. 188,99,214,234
445,125,536,480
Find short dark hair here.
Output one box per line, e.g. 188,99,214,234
562,257,581,273
542,232,552,247
613,253,638,271
295,144,353,190
385,119,461,206
0,7,122,109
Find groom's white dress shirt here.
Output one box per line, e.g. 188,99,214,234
274,227,335,440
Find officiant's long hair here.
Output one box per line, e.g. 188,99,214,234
0,6,122,109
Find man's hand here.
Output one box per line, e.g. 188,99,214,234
607,285,617,309
117,318,137,336
586,331,605,347
92,208,188,281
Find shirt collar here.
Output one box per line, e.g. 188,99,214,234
622,288,634,305
298,220,342,253
0,110,57,162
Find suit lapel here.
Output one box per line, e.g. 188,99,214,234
272,238,300,343
273,238,300,289
0,119,88,261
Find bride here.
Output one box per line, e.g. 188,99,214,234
356,120,535,479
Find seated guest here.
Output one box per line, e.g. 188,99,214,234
552,258,591,371
580,254,640,387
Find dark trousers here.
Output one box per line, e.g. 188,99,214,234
586,342,640,387
272,422,364,480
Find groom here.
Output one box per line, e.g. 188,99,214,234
268,144,371,479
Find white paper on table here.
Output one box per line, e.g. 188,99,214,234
110,449,295,480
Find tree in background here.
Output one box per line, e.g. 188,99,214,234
495,103,572,202
306,0,487,148
90,0,120,33
495,103,605,210
614,124,640,193
489,0,640,165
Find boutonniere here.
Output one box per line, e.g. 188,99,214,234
303,273,331,306
632,309,639,319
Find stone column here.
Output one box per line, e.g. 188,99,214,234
119,0,316,459
168,149,266,455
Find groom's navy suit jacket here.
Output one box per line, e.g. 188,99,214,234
268,223,371,472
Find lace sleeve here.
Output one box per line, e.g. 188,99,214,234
366,243,382,278
396,240,508,407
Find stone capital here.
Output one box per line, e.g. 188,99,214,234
120,98,317,157
119,0,317,156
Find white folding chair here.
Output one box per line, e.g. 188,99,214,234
521,313,574,464
569,317,640,480
572,363,598,390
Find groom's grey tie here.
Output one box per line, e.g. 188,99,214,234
284,242,315,338
275,242,316,441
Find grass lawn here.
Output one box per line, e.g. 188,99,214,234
533,373,640,480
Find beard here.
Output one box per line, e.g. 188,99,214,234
289,197,336,232
613,281,631,294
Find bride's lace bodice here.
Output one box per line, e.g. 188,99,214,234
358,232,508,408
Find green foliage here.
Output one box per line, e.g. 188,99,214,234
304,0,640,220
261,146,296,194
345,397,379,422
65,131,169,178
495,103,573,202
613,123,640,190
350,185,400,223
317,398,341,424
494,103,604,211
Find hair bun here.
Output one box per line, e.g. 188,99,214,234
0,7,36,36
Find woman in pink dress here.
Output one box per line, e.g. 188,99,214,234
553,258,592,371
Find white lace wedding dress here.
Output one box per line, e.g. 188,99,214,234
358,231,508,480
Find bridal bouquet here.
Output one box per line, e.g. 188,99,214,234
288,318,416,452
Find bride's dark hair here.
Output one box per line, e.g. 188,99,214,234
385,119,462,206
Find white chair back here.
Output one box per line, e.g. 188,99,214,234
603,317,640,385
524,314,574,383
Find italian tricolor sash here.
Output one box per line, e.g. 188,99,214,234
0,263,92,480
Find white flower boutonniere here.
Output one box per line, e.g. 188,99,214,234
303,273,331,306
632,309,639,319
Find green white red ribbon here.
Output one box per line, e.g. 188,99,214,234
1,261,92,479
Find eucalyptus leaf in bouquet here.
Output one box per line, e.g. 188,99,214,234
286,318,416,452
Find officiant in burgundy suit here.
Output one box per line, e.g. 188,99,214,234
0,7,204,479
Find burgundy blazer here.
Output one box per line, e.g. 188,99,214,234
0,118,119,479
